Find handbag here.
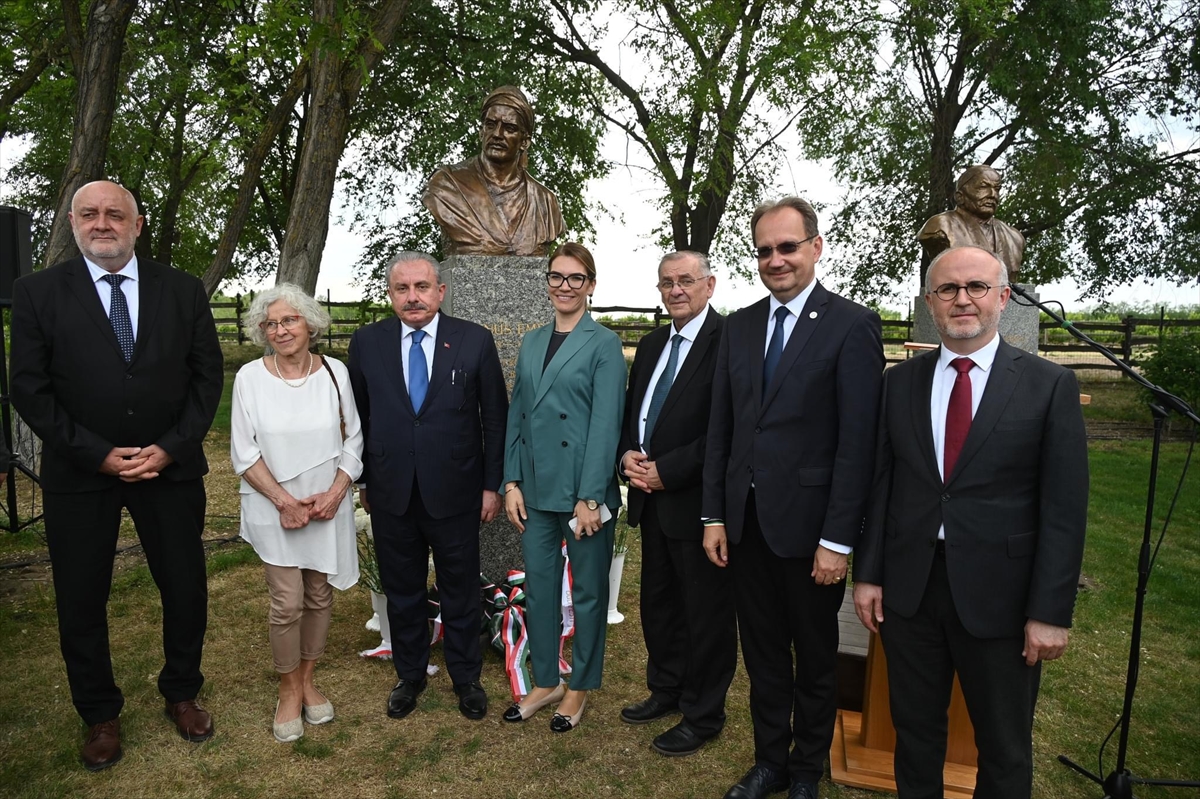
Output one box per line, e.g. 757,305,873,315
319,356,348,441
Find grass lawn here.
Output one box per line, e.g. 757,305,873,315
0,371,1196,798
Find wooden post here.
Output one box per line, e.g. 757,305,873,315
235,294,244,345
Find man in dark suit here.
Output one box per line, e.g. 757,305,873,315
853,245,1088,799
702,198,884,799
617,251,734,757
347,251,508,721
10,180,223,771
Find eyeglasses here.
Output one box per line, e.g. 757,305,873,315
546,272,588,289
930,281,1005,301
754,234,818,260
260,315,305,333
657,276,704,291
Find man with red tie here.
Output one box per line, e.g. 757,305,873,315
853,245,1089,799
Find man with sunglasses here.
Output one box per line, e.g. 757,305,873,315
853,246,1088,798
702,198,884,799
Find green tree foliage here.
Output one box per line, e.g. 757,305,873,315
806,0,1200,302
1139,330,1200,414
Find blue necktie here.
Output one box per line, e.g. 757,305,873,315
763,306,789,392
102,274,135,362
408,329,428,412
643,334,683,451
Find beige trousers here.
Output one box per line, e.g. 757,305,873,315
263,564,333,673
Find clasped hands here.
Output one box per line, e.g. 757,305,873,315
622,451,664,493
277,484,347,529
101,445,173,482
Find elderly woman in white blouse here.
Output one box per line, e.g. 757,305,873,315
231,284,363,743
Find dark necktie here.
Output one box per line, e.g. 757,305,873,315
643,334,683,451
943,357,975,482
763,306,789,392
409,329,428,412
102,274,134,362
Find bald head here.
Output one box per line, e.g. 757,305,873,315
69,181,143,272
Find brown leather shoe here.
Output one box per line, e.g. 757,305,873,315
165,699,214,742
81,719,122,772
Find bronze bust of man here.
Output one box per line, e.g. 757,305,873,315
421,85,565,256
918,164,1025,283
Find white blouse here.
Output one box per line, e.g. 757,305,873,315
230,357,364,590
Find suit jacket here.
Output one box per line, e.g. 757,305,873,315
503,313,625,513
619,308,724,539
347,313,507,520
702,282,884,557
9,257,223,493
854,339,1089,639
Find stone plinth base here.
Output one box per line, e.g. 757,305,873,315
911,284,1040,354
442,254,551,583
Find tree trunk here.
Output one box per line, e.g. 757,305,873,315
43,0,137,268
275,0,410,293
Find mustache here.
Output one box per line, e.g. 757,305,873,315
402,302,428,311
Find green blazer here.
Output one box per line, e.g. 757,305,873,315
503,313,626,513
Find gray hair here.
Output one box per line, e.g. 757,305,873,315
244,283,331,347
386,251,442,284
659,250,713,277
925,246,1009,293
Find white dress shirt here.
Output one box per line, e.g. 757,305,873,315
400,312,439,386
764,279,817,355
930,333,1001,539
86,256,140,339
636,304,710,452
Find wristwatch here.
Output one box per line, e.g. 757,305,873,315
584,499,599,511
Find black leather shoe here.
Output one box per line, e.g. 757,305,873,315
787,781,818,799
386,677,426,719
723,764,788,799
651,721,714,757
454,681,487,720
620,695,679,724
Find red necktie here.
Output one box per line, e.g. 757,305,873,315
943,357,975,482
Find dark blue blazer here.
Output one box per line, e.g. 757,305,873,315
347,312,508,519
702,282,884,557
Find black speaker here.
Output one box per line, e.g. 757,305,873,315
0,206,34,302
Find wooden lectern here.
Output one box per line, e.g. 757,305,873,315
830,632,979,797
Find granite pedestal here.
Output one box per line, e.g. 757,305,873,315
442,254,551,583
911,284,1041,354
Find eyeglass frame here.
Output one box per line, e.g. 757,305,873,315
259,315,306,333
546,271,589,289
753,234,818,260
928,281,1007,301
656,275,710,292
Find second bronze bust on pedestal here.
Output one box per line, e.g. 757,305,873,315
422,86,565,256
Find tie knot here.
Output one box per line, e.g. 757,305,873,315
670,333,684,348
411,330,426,344
102,274,125,287
951,357,974,375
774,306,790,323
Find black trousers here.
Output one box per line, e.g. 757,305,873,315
732,494,845,783
372,481,482,686
44,478,208,726
880,554,1040,799
639,499,737,737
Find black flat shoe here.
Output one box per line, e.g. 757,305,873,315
549,694,587,733
386,677,427,719
620,695,679,724
723,764,788,799
651,721,714,756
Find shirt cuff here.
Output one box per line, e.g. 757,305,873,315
819,538,852,555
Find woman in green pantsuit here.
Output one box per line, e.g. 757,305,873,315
502,242,625,732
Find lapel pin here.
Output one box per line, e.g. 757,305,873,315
809,311,818,319
443,342,451,348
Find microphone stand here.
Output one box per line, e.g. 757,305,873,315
1008,283,1199,799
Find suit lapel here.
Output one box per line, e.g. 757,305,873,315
744,298,769,412
421,314,460,411
762,283,828,410
133,263,162,364
378,317,414,415
533,314,595,409
657,309,718,423
912,349,940,480
947,340,1022,484
631,326,668,410
65,258,126,362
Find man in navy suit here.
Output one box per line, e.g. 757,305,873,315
702,198,884,799
11,180,223,771
853,246,1088,799
617,251,734,757
347,252,507,721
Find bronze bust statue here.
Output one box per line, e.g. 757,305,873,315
421,85,565,257
918,165,1025,283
